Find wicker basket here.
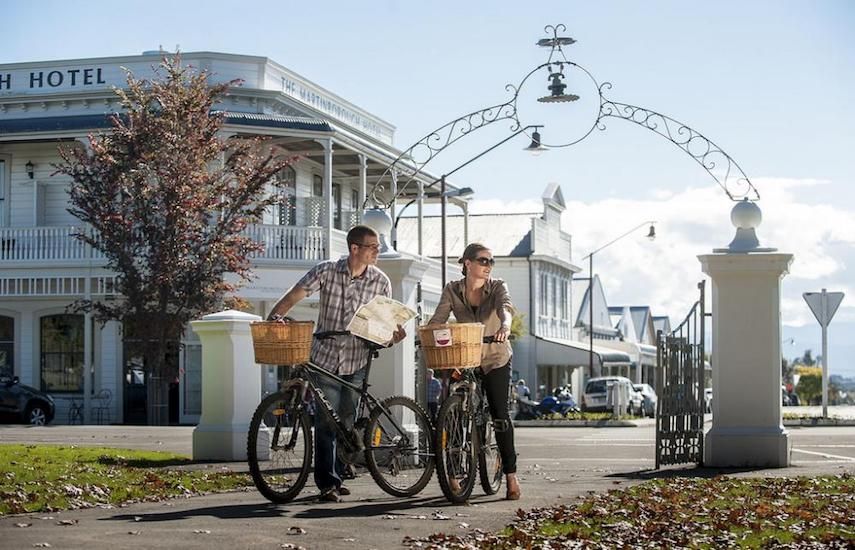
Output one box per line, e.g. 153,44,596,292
418,323,484,369
251,321,314,365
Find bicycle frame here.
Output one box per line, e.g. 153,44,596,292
282,346,415,457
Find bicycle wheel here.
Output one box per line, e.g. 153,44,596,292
247,383,313,503
364,396,435,497
435,393,477,503
478,418,503,495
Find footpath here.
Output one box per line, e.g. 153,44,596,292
1,423,854,549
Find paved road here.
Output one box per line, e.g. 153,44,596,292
1,424,854,549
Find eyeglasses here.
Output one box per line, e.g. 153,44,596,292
472,257,495,267
355,242,381,251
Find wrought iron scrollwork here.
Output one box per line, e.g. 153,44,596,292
366,99,520,208
365,22,759,208
597,86,759,201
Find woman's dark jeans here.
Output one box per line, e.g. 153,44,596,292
481,361,517,474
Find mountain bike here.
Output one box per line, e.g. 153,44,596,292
434,336,506,503
247,330,434,503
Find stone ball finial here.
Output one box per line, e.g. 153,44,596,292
363,207,392,234
731,198,762,229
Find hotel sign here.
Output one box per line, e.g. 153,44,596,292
0,67,107,91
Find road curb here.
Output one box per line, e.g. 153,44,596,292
784,418,855,427
514,419,639,428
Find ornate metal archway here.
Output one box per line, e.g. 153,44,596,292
366,23,759,208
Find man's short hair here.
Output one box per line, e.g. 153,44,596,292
346,225,379,248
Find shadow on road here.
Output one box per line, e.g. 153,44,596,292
606,465,770,481
104,501,304,522
293,495,451,519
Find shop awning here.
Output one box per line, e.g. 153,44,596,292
535,336,632,367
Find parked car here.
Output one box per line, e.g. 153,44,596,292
582,376,643,416
0,376,56,425
704,388,713,413
632,383,658,418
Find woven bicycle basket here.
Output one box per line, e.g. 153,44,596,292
418,323,484,369
250,321,314,365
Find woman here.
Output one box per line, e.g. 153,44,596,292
428,242,521,500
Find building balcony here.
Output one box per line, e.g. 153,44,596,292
0,224,350,266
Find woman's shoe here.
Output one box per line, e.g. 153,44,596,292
505,476,521,500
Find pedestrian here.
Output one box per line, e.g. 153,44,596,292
516,379,530,399
267,225,406,503
428,242,521,500
426,368,442,421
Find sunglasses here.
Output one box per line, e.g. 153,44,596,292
471,256,495,267
355,242,381,251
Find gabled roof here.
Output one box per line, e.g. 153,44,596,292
652,315,672,336
395,213,538,258
542,182,566,211
575,274,620,337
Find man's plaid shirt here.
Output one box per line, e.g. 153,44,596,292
296,257,391,375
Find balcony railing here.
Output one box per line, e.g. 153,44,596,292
0,225,348,264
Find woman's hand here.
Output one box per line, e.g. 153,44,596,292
494,326,510,343
391,324,407,344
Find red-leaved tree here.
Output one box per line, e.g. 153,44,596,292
55,55,294,424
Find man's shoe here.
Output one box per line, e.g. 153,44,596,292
338,486,351,496
505,476,521,501
318,488,341,503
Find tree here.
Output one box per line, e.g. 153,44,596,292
795,366,822,406
55,55,294,424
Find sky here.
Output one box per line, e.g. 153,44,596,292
3,0,854,374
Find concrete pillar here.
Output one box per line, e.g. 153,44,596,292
191,309,262,461
699,252,793,467
372,256,429,400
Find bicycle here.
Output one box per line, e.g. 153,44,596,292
247,330,435,503
434,335,507,503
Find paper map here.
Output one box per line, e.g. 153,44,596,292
346,296,418,345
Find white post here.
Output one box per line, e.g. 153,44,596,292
191,310,262,461
699,252,794,467
372,257,429,400
821,321,828,417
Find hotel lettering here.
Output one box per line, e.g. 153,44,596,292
0,67,106,91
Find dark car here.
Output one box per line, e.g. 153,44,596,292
0,376,56,425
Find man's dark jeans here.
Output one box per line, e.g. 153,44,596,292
311,368,366,492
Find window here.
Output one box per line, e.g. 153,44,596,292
312,175,323,197
550,277,557,318
40,314,84,392
276,166,297,226
561,280,568,319
539,273,548,315
0,315,13,378
333,183,342,229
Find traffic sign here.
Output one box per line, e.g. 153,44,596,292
802,288,844,418
803,290,844,327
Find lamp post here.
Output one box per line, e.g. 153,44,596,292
583,221,657,378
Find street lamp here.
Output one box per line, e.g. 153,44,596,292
583,221,657,378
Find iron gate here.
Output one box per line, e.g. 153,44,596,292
655,280,707,468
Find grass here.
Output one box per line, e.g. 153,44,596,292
405,475,855,549
0,444,251,516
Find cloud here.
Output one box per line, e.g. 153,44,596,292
469,178,855,327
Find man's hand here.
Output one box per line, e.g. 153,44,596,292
494,326,510,343
391,324,407,344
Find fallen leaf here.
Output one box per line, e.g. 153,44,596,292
15,523,32,528
287,526,306,535
193,529,211,534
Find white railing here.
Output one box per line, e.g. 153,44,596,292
0,225,353,264
245,225,327,261
0,226,103,261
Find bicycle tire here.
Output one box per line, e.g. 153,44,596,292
478,419,503,495
247,383,313,503
364,395,435,497
435,393,478,503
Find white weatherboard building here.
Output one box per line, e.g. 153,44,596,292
397,183,636,401
0,51,470,425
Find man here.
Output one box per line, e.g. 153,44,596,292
267,225,406,503
426,368,442,421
